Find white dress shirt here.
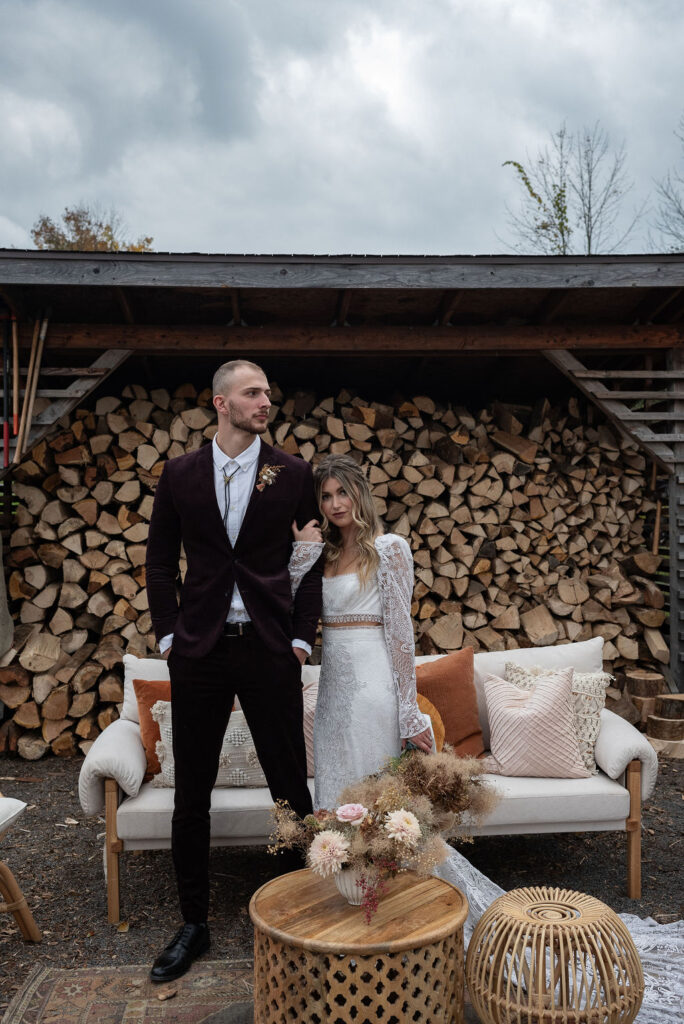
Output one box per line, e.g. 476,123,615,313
159,434,310,655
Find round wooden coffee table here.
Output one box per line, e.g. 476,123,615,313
250,868,468,1024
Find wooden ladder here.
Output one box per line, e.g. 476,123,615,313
545,349,683,473
0,349,131,482
545,349,684,690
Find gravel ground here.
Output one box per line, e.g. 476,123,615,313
1,756,682,1015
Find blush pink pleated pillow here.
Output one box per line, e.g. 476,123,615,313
482,668,591,779
303,681,318,777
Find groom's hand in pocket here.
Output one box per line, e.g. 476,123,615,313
292,646,306,666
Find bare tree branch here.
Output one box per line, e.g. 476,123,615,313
503,121,643,254
653,115,684,251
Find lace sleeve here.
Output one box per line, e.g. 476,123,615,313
289,540,324,599
376,534,431,739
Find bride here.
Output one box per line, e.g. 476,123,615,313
291,452,683,1020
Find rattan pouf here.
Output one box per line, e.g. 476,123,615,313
250,868,468,1024
466,886,644,1024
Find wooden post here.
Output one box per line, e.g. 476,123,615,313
13,317,40,464
11,314,19,435
104,778,122,923
625,760,642,900
668,349,684,691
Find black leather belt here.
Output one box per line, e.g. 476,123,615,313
222,622,254,637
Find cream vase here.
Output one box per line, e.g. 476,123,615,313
333,866,366,905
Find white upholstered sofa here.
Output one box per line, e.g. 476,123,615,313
78,637,658,922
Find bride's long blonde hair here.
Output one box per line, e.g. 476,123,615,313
313,454,382,585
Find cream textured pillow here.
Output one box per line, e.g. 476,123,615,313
504,662,610,775
483,669,591,779
150,701,268,788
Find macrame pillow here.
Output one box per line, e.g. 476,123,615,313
482,669,591,779
149,690,319,786
151,701,268,788
504,662,610,775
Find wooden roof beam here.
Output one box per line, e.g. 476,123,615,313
663,290,684,323
0,285,28,321
26,321,684,354
533,289,569,324
114,287,135,325
433,290,463,326
4,252,683,290
633,287,683,324
331,289,353,326
228,288,246,326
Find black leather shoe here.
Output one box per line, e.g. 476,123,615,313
150,923,211,983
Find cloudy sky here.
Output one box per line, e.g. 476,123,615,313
1,0,683,255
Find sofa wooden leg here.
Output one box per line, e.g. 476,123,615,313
105,778,123,924
626,759,642,900
0,859,42,942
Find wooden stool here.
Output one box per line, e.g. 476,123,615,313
250,868,468,1024
466,886,644,1024
0,795,41,943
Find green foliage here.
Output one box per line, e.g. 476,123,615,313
31,204,153,252
504,155,571,255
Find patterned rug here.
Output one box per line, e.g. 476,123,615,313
1,960,254,1024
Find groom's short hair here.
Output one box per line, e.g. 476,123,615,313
212,360,266,397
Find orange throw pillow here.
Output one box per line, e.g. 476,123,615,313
417,693,445,752
416,648,484,758
133,678,171,780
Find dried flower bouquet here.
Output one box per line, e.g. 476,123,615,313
270,747,499,921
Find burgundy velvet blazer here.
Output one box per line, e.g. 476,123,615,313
146,439,323,659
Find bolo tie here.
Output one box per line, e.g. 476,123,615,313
222,467,239,534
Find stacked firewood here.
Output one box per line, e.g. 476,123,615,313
0,383,667,759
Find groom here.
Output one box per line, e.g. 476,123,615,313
146,359,322,982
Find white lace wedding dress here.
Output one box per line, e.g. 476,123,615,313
290,536,684,1021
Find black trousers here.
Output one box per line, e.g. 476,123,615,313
168,632,312,923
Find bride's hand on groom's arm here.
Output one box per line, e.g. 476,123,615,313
292,519,322,543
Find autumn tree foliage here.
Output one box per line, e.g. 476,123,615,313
31,204,153,252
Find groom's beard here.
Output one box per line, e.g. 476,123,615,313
227,400,269,434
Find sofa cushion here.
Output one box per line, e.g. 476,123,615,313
0,797,26,837
473,772,630,831
415,648,483,757
417,693,445,752
152,701,269,788
133,678,171,780
122,653,170,724
483,670,590,779
115,773,628,842
117,779,316,842
505,663,609,774
418,636,605,748
303,681,318,777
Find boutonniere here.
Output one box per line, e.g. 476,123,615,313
256,463,284,491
